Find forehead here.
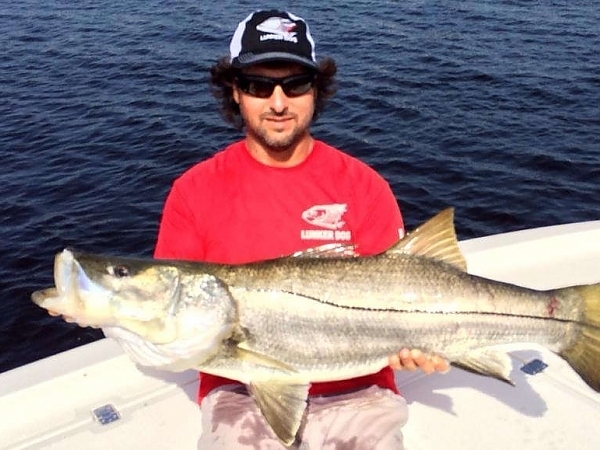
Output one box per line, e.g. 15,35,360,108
241,61,312,77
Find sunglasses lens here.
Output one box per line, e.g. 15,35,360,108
281,75,315,97
236,77,273,98
237,74,315,98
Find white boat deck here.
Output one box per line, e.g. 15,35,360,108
2,219,600,449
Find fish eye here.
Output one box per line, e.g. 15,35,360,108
108,264,130,278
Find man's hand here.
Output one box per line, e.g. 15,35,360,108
389,348,450,374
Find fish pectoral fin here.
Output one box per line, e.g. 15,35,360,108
452,348,514,385
247,381,310,446
234,344,298,373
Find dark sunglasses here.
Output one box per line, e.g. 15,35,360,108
235,73,316,98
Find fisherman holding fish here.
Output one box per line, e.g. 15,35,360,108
33,8,600,449
153,10,448,449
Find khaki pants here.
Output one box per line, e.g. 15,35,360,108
198,385,408,450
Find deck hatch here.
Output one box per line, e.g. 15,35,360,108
520,358,548,375
92,404,121,425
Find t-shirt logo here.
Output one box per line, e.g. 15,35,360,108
301,204,347,230
257,18,298,43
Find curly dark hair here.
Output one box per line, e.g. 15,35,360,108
209,57,338,130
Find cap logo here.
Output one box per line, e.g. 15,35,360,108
229,11,317,69
256,17,298,44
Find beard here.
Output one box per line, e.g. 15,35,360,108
245,111,313,154
252,127,305,153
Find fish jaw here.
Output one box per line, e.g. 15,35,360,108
32,249,115,327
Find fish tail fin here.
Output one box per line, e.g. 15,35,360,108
559,284,600,392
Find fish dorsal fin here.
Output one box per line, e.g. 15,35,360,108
247,381,310,446
388,208,467,271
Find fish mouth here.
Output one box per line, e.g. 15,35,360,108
31,249,80,310
54,248,75,297
32,248,110,326
54,248,92,305
56,248,108,299
31,287,59,307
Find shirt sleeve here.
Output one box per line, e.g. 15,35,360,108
154,182,205,260
353,177,404,256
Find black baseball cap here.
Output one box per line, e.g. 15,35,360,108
229,10,318,70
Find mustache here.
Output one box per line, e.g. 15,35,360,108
261,110,296,119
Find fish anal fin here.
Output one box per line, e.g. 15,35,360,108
452,348,514,385
388,208,468,271
247,381,310,446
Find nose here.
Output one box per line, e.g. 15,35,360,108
269,85,288,114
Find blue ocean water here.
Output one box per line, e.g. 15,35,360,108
1,0,599,373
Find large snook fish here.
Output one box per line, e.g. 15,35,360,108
32,209,600,446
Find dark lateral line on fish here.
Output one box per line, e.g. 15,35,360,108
297,294,596,328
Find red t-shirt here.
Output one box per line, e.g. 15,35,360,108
154,139,405,401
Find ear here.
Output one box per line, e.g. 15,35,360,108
232,85,240,105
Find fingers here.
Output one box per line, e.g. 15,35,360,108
389,348,418,371
430,354,451,373
389,348,450,374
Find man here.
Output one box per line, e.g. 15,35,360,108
155,10,448,449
